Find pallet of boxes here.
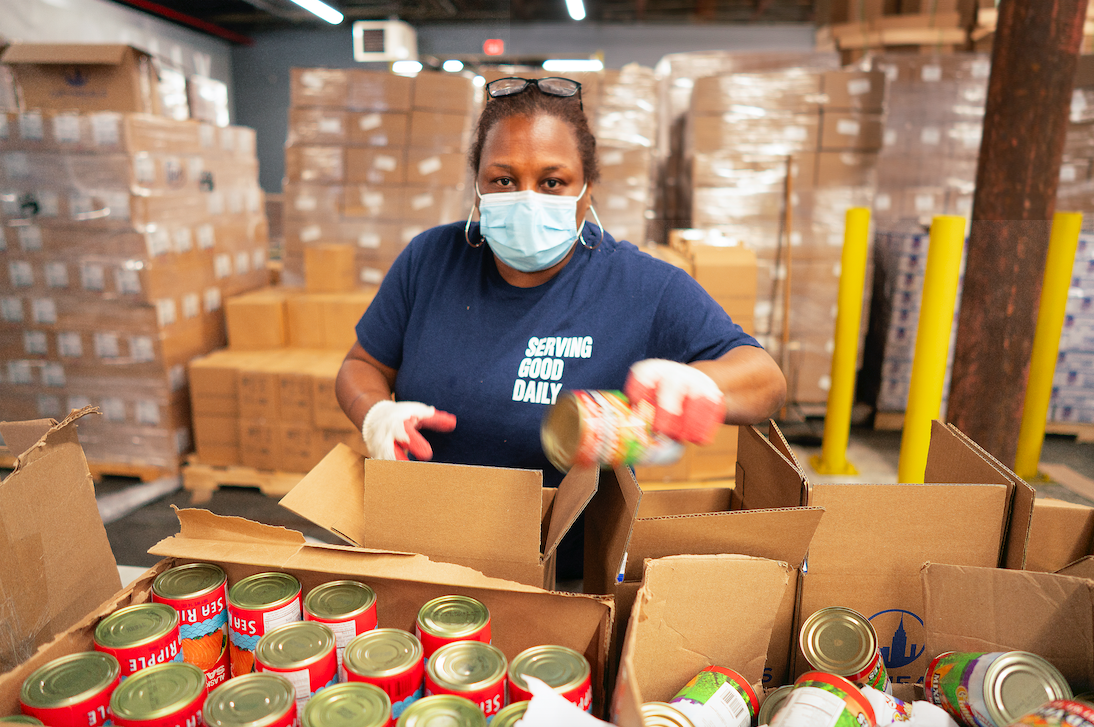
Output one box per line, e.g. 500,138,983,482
0,43,268,478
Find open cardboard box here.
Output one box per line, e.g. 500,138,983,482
1023,497,1094,573
280,445,599,589
0,411,615,719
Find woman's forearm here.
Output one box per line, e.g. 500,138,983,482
691,345,788,425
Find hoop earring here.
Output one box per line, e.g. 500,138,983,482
581,203,604,250
464,204,485,248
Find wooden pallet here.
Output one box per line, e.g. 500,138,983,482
1044,421,1094,444
182,455,304,504
0,449,178,483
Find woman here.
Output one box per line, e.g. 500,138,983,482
336,76,786,578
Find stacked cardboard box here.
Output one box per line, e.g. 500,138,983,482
0,111,267,469
684,68,886,405
1049,233,1094,424
282,69,480,287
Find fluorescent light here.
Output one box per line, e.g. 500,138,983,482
565,0,586,20
392,60,423,76
473,75,486,88
542,59,603,73
287,0,343,24
443,59,464,72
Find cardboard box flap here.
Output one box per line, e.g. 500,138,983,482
736,424,809,510
0,407,120,672
623,506,825,581
1026,498,1094,573
280,444,365,545
637,487,734,518
583,467,642,595
2,43,138,66
0,418,55,461
175,507,308,546
922,562,1094,691
767,420,809,482
1058,555,1094,580
543,466,599,561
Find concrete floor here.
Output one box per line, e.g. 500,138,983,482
19,425,1094,571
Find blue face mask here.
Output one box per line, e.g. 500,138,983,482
474,183,588,273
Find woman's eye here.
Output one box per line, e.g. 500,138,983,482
543,179,560,189
496,178,512,187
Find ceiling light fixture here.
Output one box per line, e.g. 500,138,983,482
565,0,586,20
288,0,344,24
542,58,603,72
392,60,423,75
443,59,464,72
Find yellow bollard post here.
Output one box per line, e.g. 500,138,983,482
1015,212,1083,480
811,207,871,476
897,215,966,483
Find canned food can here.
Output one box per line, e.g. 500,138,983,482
301,682,390,727
541,390,684,471
925,651,1073,727
770,671,876,727
255,621,339,720
94,603,184,678
109,661,207,727
394,695,486,727
492,701,529,727
341,629,425,720
641,702,698,727
152,563,230,689
303,581,377,671
1009,699,1094,727
202,672,297,727
800,607,892,694
414,596,491,662
507,644,592,712
228,572,303,677
0,717,44,725
424,641,507,721
19,652,120,727
668,666,758,727
758,686,795,726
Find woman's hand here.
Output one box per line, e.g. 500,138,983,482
362,400,457,461
624,359,726,445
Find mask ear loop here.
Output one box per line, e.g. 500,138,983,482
581,201,604,250
464,185,485,248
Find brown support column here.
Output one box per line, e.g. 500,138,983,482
946,0,1088,466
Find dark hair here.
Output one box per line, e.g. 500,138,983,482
468,84,600,184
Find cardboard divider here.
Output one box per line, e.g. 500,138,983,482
1026,499,1094,573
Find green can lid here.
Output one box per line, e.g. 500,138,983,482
985,651,1074,727
0,716,44,724
229,573,301,611
395,695,486,727
426,641,506,692
20,652,120,709
799,606,878,677
203,673,297,727
415,596,489,640
343,629,422,679
508,645,589,694
304,581,376,622
94,603,179,650
492,701,529,727
152,563,226,600
302,682,390,727
109,662,205,722
255,622,335,670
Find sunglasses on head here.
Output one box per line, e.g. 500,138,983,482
485,77,583,109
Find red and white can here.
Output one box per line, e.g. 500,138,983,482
152,563,230,689
19,652,121,727
508,645,592,712
342,629,425,723
303,580,377,670
203,673,298,727
414,595,491,662
94,603,183,678
109,662,208,727
227,572,302,677
254,621,338,722
424,641,507,721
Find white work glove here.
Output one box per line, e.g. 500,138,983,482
361,400,457,461
624,358,726,445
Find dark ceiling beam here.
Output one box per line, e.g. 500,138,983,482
111,0,254,44
236,0,309,20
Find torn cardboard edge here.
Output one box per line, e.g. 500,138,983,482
0,405,101,474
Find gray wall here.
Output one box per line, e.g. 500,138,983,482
232,22,816,193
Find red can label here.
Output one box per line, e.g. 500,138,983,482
509,674,593,713
848,647,893,694
342,661,424,722
304,608,377,670
414,623,491,662
256,648,338,722
20,675,119,727
1013,700,1094,727
112,688,206,727
153,585,229,689
228,597,301,677
97,629,184,679
425,672,506,721
569,390,683,468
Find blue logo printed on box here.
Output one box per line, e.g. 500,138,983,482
869,609,925,670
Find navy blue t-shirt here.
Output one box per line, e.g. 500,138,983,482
356,221,760,488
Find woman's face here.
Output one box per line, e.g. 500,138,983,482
476,112,591,229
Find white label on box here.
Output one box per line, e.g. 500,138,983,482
197,224,215,249
785,126,808,141
94,332,120,359
90,113,121,146
920,127,941,146
188,157,205,181
318,116,343,135
847,78,871,96
81,263,106,291
915,193,937,213
41,363,65,387
921,64,942,83
3,152,30,178
115,268,142,295
156,298,177,327
169,364,186,392
295,193,318,212
68,395,91,412
135,399,160,426
247,188,262,214
101,396,126,421
372,154,397,172
130,335,155,362
18,225,42,252
417,156,443,176
235,251,250,275
601,149,625,166
884,129,897,147
146,228,172,257
0,115,9,140
1,296,23,323
227,188,244,214
207,190,225,216
220,128,236,152
358,113,382,131
608,195,628,211
200,123,216,148
253,249,266,271
44,262,68,288
182,292,200,319
360,267,384,285
32,298,56,325
134,154,156,185
0,192,20,219
19,113,43,141
300,224,322,243
9,261,33,287
204,287,222,312
836,119,860,136
37,190,59,218
1062,165,1078,183
37,394,60,418
358,231,381,249
7,360,32,385
301,70,324,89
53,114,81,144
24,330,47,355
57,332,82,358
173,227,193,254
972,59,991,79
401,226,424,244
790,231,802,247
214,254,232,279
411,192,433,211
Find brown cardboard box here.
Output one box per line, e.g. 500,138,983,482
342,185,405,220
2,44,159,114
279,421,318,473
411,72,477,115
312,359,354,431
321,290,376,349
225,287,295,350
286,295,327,348
409,110,473,152
285,146,344,184
405,149,469,185
347,69,414,112
822,70,887,112
1024,498,1094,572
239,419,277,470
238,360,280,421
192,413,240,467
304,244,357,293
820,111,886,151
290,68,350,109
690,113,820,155
400,184,469,226
345,147,406,185
283,183,344,219
347,111,410,147
287,108,347,145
